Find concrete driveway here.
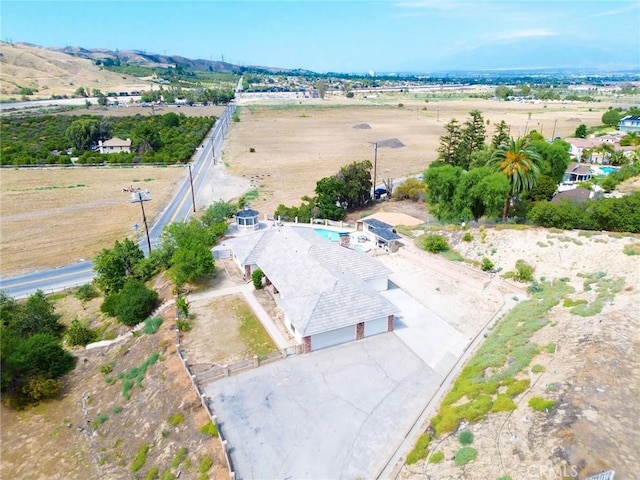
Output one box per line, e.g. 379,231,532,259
203,334,442,480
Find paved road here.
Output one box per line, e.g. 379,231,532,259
0,103,236,299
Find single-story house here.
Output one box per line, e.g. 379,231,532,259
97,137,132,154
619,115,640,133
235,206,260,231
218,226,398,352
563,162,593,183
355,218,402,251
552,187,596,204
565,136,636,163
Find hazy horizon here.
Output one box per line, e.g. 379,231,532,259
2,1,639,73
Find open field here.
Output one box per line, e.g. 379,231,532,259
0,166,185,276
226,95,610,216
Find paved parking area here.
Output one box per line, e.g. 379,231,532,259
203,334,442,480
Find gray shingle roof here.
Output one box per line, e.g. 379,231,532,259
247,226,397,336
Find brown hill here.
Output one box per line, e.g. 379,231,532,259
0,42,153,100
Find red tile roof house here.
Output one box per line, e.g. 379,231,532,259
97,137,132,154
216,226,398,352
566,136,636,164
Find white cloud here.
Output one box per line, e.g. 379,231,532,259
581,2,639,20
492,29,556,42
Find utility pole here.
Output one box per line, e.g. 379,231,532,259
130,190,152,253
187,163,196,213
372,142,378,193
437,106,440,122
551,119,558,141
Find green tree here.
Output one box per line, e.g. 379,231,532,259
74,86,88,98
453,167,509,222
459,110,486,169
94,239,145,295
201,200,236,228
488,136,542,221
438,119,463,166
135,123,162,152
170,243,215,287
113,278,158,326
9,290,64,339
65,319,98,346
526,175,557,202
424,164,464,221
315,176,347,220
602,108,623,127
495,85,513,100
336,160,372,209
65,118,99,151
574,124,588,138
491,120,510,149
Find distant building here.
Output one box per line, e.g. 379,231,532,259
97,138,132,154
619,115,640,133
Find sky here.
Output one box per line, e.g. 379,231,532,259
1,0,639,73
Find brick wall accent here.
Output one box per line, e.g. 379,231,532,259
356,322,365,340
387,315,394,332
302,336,311,353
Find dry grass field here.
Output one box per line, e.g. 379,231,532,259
226,95,610,216
0,166,185,276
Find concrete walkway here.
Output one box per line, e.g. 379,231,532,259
187,283,295,350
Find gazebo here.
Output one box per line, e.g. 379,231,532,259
236,206,260,231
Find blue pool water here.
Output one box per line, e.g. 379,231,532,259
314,228,349,242
600,166,619,174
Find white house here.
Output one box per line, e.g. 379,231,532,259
219,226,397,352
619,115,640,133
98,137,132,154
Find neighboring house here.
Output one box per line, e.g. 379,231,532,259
563,162,593,183
97,137,132,154
619,115,640,133
217,226,398,352
565,136,635,164
356,218,402,252
552,187,595,204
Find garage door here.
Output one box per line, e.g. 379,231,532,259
365,317,387,337
311,325,356,351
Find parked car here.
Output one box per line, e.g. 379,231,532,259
374,187,388,200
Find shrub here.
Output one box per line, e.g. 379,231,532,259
528,396,556,412
131,444,150,472
422,234,450,253
145,467,159,480
143,317,163,335
96,412,109,425
513,259,535,282
545,343,556,354
251,268,264,289
454,446,478,466
428,451,445,464
491,394,517,412
66,318,98,346
505,378,530,397
462,232,473,242
481,257,494,272
160,471,175,480
405,432,430,465
531,364,545,374
171,447,187,468
458,429,474,445
100,361,115,374
623,243,640,256
75,283,99,302
199,421,219,438
168,412,185,427
249,147,256,153
114,279,158,326
176,319,193,331
111,405,122,414
199,456,213,473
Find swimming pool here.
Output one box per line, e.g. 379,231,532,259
600,166,619,174
314,228,349,242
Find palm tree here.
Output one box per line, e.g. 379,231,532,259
488,136,541,221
